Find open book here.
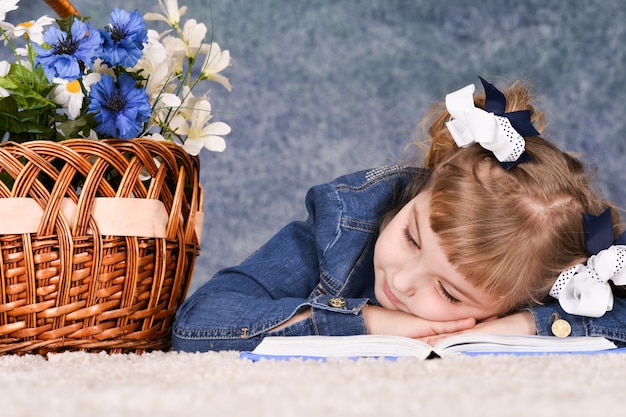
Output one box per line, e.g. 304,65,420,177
240,334,618,361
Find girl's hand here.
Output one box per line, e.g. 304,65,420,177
363,304,477,338
419,311,536,346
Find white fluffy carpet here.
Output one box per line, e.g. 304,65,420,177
1,350,623,417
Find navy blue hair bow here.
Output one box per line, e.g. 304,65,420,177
479,77,541,137
583,208,626,256
479,77,540,169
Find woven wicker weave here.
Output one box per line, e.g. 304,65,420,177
0,139,202,354
0,0,203,354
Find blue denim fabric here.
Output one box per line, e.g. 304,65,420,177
529,298,626,347
172,166,626,352
172,166,426,352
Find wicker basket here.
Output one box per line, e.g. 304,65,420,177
0,139,202,354
0,1,204,355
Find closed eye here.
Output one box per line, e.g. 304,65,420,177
403,227,420,250
438,281,461,304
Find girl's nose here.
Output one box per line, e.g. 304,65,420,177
392,268,420,297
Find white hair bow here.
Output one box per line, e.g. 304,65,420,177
445,83,526,164
444,77,540,169
550,245,626,317
550,208,626,317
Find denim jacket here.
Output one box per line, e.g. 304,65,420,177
172,166,626,352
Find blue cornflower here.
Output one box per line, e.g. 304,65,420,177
88,73,152,139
99,8,148,67
34,19,101,82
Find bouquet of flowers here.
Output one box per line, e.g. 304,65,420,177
0,0,231,156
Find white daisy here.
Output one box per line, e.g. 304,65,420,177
0,0,19,22
1,15,55,45
50,73,101,119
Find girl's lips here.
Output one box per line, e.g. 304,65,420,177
383,280,401,306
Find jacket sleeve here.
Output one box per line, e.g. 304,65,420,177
528,297,626,347
172,181,372,352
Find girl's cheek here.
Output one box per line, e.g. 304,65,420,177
406,291,440,318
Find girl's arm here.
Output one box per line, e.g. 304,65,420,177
173,177,379,352
363,304,477,337
274,304,477,338
420,311,535,346
171,220,371,352
422,297,626,348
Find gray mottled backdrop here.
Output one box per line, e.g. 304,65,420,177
7,1,626,293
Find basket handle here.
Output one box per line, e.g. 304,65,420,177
43,0,79,18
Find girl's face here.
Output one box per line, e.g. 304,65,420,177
373,190,502,322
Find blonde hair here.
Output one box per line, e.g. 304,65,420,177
402,80,621,313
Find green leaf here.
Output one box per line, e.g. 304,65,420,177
57,115,95,139
8,65,56,106
0,96,59,141
0,76,19,91
56,15,75,33
0,96,22,132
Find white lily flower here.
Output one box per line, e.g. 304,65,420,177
180,19,207,58
157,92,182,109
90,58,116,77
200,42,232,91
177,85,198,117
143,0,187,27
162,35,186,74
0,15,55,45
168,99,230,155
186,123,231,154
152,92,182,125
134,30,167,73
182,121,230,155
50,73,101,119
145,63,174,99
133,30,175,99
0,0,19,22
0,60,10,97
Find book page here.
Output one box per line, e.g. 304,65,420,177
433,333,617,356
249,335,434,360
244,334,617,362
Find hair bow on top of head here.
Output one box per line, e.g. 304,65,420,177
550,208,626,318
445,77,540,170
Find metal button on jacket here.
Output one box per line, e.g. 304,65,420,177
328,297,347,308
551,315,572,338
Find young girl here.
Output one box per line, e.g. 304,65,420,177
172,77,626,352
